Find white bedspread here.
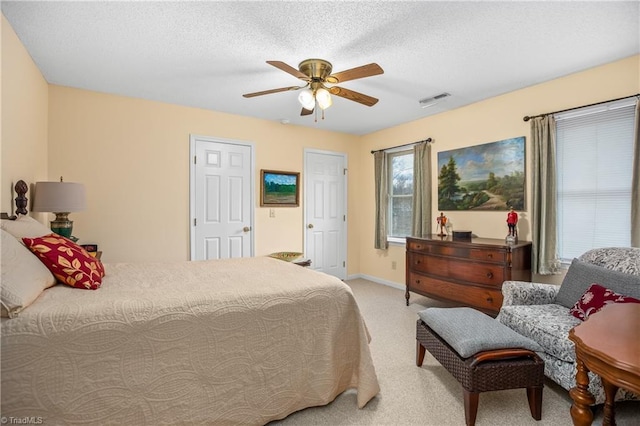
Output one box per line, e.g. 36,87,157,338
1,257,379,425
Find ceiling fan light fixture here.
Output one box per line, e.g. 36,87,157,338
316,88,332,110
298,89,315,110
245,59,384,118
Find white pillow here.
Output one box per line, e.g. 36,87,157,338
1,215,51,241
1,229,56,318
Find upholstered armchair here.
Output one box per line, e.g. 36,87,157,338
497,247,640,404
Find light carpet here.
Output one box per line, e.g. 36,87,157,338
271,278,640,426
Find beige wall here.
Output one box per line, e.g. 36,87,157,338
1,15,49,214
3,17,638,284
356,55,640,285
47,86,362,266
3,12,363,269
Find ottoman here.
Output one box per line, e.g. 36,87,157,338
416,307,545,426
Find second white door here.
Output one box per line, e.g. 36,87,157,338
304,149,347,279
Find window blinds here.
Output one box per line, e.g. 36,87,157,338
555,99,636,261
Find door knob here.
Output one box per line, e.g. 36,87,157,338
243,226,251,232
307,224,314,229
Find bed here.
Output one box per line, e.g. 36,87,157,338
1,183,379,425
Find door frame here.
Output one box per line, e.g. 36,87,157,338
189,134,256,260
303,148,348,279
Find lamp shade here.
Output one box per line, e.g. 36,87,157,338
316,88,332,110
32,182,86,213
298,89,315,110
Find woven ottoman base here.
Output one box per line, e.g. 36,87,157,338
416,319,544,426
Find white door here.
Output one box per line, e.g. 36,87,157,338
190,135,254,260
304,149,347,279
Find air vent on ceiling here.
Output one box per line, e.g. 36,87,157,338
419,92,451,108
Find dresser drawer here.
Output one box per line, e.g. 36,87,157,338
408,253,506,287
408,240,471,258
469,248,506,263
408,272,503,313
407,240,428,252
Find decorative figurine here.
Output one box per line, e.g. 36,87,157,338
12,180,28,219
506,207,518,243
437,212,448,236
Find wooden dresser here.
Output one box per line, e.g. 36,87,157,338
406,236,532,315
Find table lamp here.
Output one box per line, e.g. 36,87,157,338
32,178,86,239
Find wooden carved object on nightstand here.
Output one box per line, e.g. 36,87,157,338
14,180,28,216
1,180,29,220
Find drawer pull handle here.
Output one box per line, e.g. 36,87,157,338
487,253,493,258
415,260,421,265
415,279,421,284
486,272,493,278
486,297,493,302
416,245,422,249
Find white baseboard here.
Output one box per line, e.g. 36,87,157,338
346,273,405,291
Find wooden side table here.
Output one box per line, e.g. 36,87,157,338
568,303,640,426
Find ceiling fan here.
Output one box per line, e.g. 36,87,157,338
242,59,384,119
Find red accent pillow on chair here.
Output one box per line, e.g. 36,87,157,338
22,234,105,290
570,283,640,321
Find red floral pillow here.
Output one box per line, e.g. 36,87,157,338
570,283,640,321
22,234,105,290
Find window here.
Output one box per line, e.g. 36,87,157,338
555,99,636,262
388,150,414,239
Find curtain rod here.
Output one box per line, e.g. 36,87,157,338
370,138,433,154
522,93,639,122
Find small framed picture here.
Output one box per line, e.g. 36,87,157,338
81,244,98,252
260,170,300,207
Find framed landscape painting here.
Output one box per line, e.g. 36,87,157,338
260,170,300,207
437,137,525,211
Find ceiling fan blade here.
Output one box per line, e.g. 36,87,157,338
267,61,309,80
329,86,379,106
301,107,314,116
326,63,384,83
242,86,301,98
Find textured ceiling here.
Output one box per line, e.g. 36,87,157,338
2,1,639,135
